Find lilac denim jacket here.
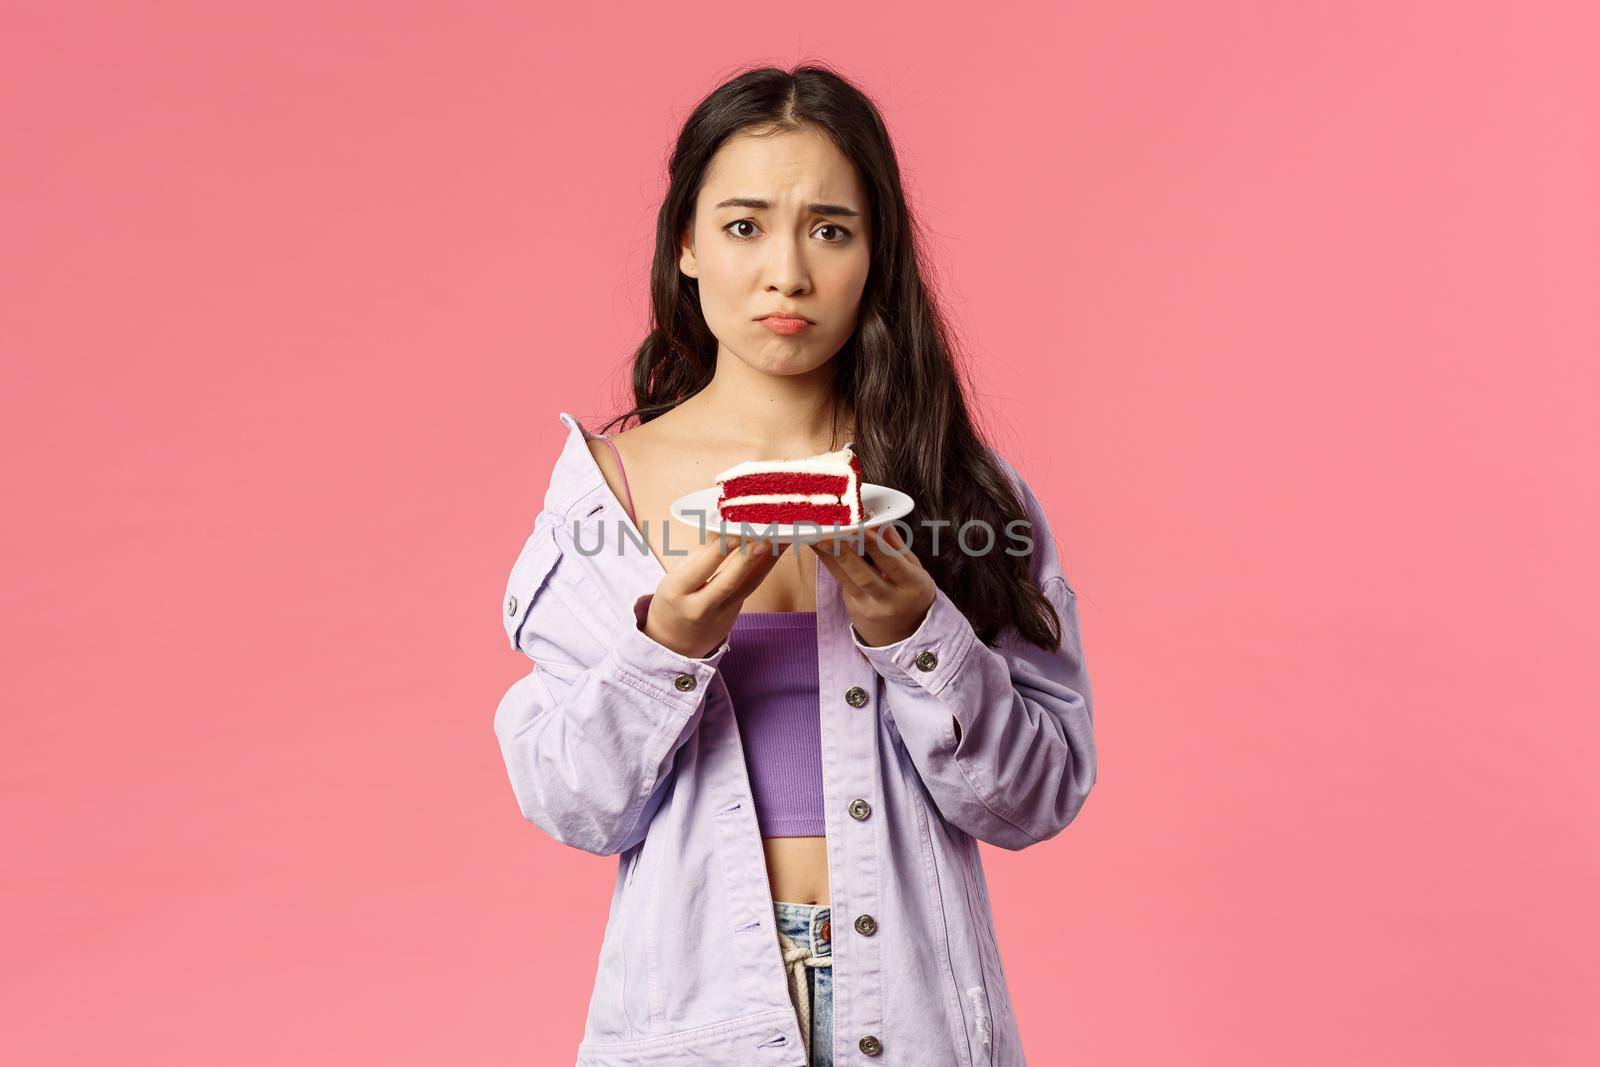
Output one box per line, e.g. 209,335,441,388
493,411,1097,1066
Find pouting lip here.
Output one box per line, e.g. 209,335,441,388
755,312,815,325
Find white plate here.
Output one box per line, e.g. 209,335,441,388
669,483,914,542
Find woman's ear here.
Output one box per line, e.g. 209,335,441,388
678,224,698,279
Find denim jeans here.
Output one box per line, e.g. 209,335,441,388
773,900,833,1066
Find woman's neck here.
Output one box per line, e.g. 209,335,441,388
687,353,853,454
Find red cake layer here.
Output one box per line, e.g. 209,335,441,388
719,472,851,498
721,502,853,525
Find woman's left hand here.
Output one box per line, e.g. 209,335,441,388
807,523,937,648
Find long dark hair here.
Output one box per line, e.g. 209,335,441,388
599,62,1061,652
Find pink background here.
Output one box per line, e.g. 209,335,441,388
5,3,1596,1063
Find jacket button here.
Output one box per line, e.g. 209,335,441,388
858,1034,882,1056
853,913,877,936
506,595,518,616
913,649,938,672
844,685,868,707
848,798,871,820
673,672,697,692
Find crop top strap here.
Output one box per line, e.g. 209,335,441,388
596,434,637,525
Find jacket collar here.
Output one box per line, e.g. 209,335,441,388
546,411,611,519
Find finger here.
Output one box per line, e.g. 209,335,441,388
702,535,780,602
809,528,869,558
808,535,884,591
828,534,889,589
672,530,745,589
712,537,789,605
863,524,919,579
809,538,850,586
719,539,791,604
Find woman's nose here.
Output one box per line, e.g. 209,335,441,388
764,235,811,295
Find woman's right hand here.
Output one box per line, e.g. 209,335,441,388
642,533,791,658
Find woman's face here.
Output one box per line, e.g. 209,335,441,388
680,125,871,377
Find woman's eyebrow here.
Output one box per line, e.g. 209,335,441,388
712,196,861,218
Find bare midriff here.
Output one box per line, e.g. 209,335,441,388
763,836,830,905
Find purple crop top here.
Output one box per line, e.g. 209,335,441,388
597,434,825,838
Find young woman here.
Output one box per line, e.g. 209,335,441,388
494,64,1096,1067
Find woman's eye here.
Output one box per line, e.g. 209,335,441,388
723,220,853,242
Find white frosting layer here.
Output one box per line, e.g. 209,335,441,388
712,447,855,484
721,493,841,505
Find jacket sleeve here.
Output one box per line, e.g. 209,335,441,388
849,461,1097,851
492,513,731,856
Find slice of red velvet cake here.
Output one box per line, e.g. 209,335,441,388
713,445,865,527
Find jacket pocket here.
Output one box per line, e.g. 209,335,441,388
575,1006,798,1064
502,520,561,653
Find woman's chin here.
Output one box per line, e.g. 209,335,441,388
731,345,835,378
